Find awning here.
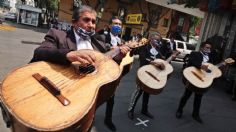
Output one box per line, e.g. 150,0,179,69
17,5,42,13
146,0,205,18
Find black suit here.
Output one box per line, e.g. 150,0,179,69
177,51,213,116
162,40,176,59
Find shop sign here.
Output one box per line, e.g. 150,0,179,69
126,14,142,24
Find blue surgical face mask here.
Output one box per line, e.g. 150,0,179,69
111,25,121,35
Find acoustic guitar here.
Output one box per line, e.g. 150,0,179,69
137,51,180,95
183,58,235,90
0,39,148,132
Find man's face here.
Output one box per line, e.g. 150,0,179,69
111,18,122,27
203,44,211,50
202,44,211,53
110,18,122,35
156,35,161,40
73,11,96,32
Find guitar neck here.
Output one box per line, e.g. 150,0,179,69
216,62,225,68
166,56,174,63
104,42,139,58
105,48,121,58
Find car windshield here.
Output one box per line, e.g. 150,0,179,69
186,43,196,50
6,13,15,16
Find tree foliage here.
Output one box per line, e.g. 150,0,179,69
34,0,59,12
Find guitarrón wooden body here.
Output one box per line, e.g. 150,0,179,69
183,63,222,89
137,59,173,95
120,52,134,76
0,51,121,132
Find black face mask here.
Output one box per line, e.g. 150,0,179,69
202,49,211,55
151,39,161,48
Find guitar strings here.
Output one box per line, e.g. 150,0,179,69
45,40,148,91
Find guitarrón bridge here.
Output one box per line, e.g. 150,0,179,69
32,73,70,106
145,71,160,82
191,71,204,82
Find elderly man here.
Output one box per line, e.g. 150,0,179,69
30,5,130,131
128,32,166,120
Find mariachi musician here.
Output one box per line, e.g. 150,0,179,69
176,41,213,123
30,5,130,131
128,32,166,120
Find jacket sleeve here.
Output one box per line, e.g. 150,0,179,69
30,29,71,65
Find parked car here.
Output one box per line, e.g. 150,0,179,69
162,38,196,61
0,15,4,24
0,18,3,24
4,13,16,21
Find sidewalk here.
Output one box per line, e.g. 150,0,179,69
2,21,49,33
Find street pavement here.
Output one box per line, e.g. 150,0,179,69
0,22,236,132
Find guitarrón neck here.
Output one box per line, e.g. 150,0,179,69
216,62,225,68
105,48,121,58
166,55,174,63
104,42,139,58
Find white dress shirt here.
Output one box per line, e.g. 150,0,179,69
74,30,93,50
201,52,209,63
110,32,121,46
170,41,174,50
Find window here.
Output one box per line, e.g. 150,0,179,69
163,18,169,27
178,17,184,26
162,39,168,44
177,17,184,32
177,42,184,49
186,44,196,50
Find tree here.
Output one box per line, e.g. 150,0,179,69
0,0,4,7
34,0,59,25
143,3,162,37
21,0,26,5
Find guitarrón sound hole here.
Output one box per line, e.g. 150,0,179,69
206,69,211,73
78,64,95,74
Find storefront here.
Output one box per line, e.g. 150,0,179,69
16,5,42,27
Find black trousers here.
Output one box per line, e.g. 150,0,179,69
128,86,150,112
177,88,203,115
105,95,115,120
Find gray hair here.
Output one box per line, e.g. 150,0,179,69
149,32,161,39
72,5,97,22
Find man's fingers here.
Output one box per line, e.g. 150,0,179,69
82,54,94,64
120,46,131,54
77,57,88,64
87,53,96,63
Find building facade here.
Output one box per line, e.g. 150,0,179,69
58,0,174,38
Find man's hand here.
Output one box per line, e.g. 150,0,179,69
201,64,209,71
171,54,177,60
66,50,96,65
151,61,165,70
119,45,131,55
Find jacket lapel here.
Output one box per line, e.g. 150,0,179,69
91,35,107,53
66,29,77,50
